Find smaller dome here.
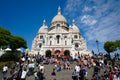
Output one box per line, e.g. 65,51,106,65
38,20,48,33
71,19,80,33
51,7,67,23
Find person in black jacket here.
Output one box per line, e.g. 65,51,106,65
51,68,56,76
37,69,44,80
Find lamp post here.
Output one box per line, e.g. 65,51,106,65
96,39,99,54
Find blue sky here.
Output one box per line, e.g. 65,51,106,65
0,0,120,54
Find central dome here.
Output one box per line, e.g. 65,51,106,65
52,14,67,23
51,7,67,23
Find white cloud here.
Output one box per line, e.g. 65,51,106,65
86,0,120,42
64,0,120,52
82,6,92,12
64,0,82,18
81,15,97,26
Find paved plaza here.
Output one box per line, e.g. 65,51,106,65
0,62,105,80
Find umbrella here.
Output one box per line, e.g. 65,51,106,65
5,48,12,51
16,48,21,51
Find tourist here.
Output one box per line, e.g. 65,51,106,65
39,63,45,74
37,69,44,80
72,69,78,80
51,68,56,76
78,69,85,80
14,68,22,80
93,60,100,80
34,71,39,80
103,70,109,79
20,68,28,80
109,72,113,80
28,61,35,75
75,63,80,73
81,66,87,79
2,64,8,80
27,57,31,64
21,57,26,63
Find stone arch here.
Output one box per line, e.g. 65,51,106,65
55,50,61,58
45,50,51,58
55,50,61,54
64,50,70,56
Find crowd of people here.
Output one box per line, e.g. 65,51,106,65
71,54,120,80
1,53,120,80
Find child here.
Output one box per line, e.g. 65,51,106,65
51,68,56,76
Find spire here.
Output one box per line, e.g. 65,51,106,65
72,19,75,26
58,6,61,15
43,19,46,26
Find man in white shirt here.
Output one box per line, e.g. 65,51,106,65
75,64,80,73
39,64,45,74
21,68,27,80
21,57,25,62
28,62,35,75
2,64,8,80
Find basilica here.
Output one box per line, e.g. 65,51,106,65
30,7,91,58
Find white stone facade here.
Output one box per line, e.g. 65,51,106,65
30,7,91,58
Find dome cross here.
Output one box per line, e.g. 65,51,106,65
58,6,61,15
72,19,75,26
43,19,46,26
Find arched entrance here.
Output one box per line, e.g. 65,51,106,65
45,50,51,58
64,50,70,57
55,50,61,58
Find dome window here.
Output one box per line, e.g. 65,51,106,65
50,41,52,45
65,41,67,45
50,36,52,38
39,43,42,48
64,36,67,38
74,35,78,39
40,35,43,39
57,24,60,27
75,43,79,48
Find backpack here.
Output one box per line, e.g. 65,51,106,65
72,71,77,76
82,69,86,75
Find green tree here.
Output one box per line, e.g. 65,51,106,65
9,36,27,51
0,27,11,47
104,40,120,59
0,27,27,50
0,27,11,35
104,41,116,58
114,40,120,49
